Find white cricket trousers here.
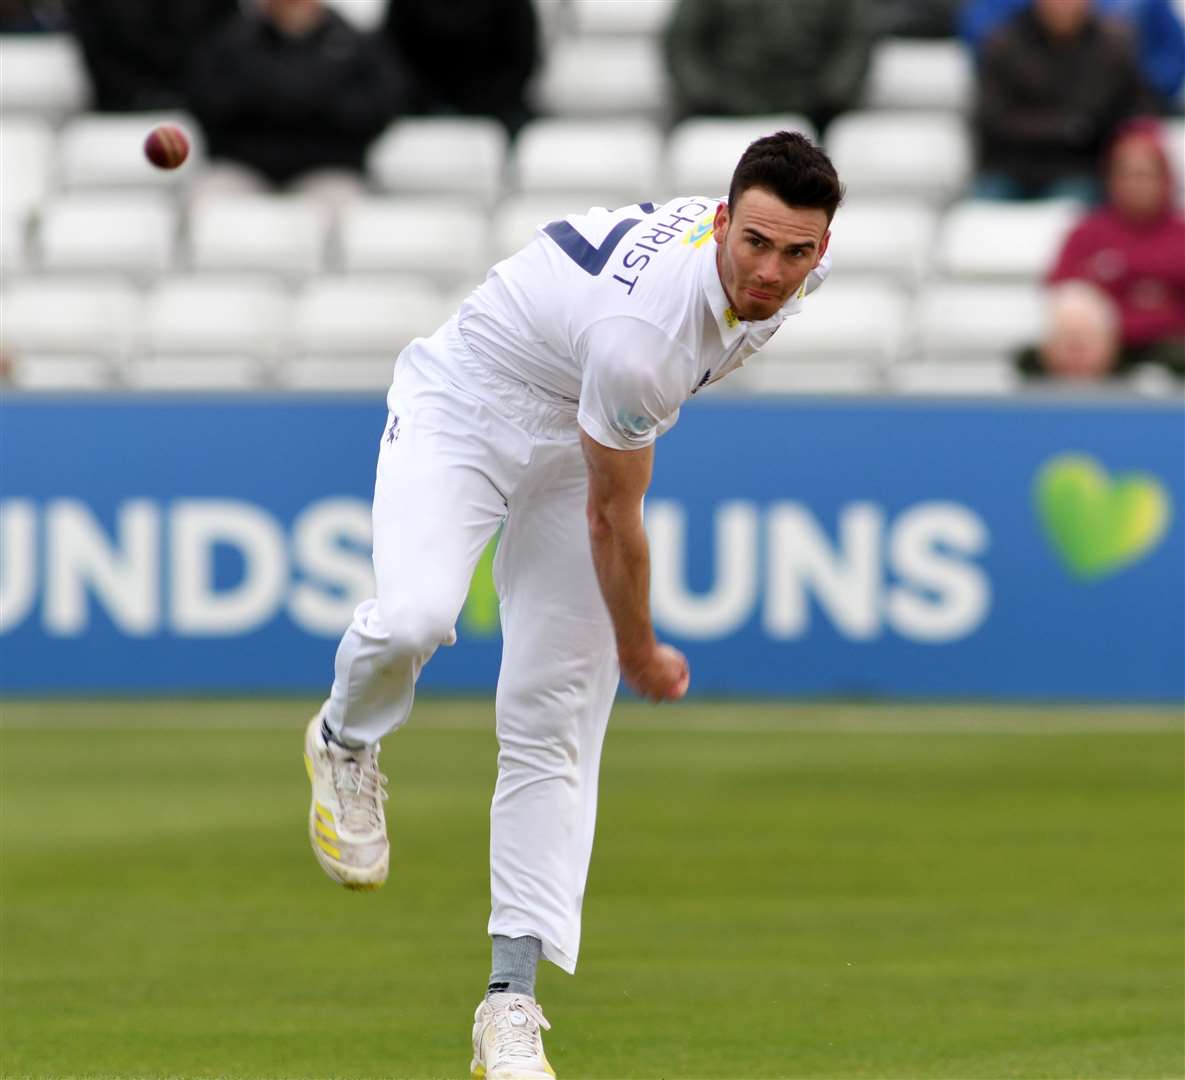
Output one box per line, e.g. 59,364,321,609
323,319,620,974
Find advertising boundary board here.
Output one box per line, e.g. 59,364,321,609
1,393,1182,701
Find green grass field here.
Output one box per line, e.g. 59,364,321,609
1,699,1181,1080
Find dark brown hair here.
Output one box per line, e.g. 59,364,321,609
728,131,844,222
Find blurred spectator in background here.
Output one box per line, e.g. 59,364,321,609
664,0,879,134
877,0,962,37
961,0,1185,109
186,0,408,207
1018,281,1127,380
380,0,538,137
0,0,67,32
1045,118,1185,375
973,0,1154,201
67,0,239,111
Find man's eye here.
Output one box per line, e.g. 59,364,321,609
748,237,764,248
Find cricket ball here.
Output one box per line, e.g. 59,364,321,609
144,124,190,170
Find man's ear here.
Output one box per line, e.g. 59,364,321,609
712,201,729,245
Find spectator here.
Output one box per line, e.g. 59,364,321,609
380,0,538,137
0,0,67,32
67,0,239,111
185,0,408,206
877,0,962,37
961,0,1185,108
973,0,1154,201
1018,281,1126,380
1045,118,1185,375
664,0,880,135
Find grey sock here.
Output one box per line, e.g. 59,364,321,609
487,934,542,998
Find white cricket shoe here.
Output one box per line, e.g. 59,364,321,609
470,993,556,1080
303,712,389,890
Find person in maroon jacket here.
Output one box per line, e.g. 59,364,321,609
1046,118,1185,376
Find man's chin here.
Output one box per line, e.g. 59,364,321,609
734,296,783,322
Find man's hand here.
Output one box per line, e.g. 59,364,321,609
620,642,690,702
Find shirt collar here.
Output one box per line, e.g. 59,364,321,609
699,237,803,344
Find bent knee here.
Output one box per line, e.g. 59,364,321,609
376,599,458,658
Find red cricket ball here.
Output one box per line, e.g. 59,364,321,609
144,124,190,170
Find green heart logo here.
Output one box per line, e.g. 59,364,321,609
1035,454,1172,580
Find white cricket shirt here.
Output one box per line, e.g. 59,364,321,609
454,195,830,451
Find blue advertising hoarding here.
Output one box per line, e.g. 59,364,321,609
1,393,1181,700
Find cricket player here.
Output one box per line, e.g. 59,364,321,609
303,131,841,1079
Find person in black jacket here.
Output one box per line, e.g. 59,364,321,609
67,0,238,110
380,0,538,137
186,0,408,198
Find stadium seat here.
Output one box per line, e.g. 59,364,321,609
756,279,912,366
122,355,265,390
0,118,55,221
667,115,817,197
514,119,664,203
827,200,938,285
886,360,1021,395
9,354,117,391
492,193,618,261
36,193,178,279
57,113,203,192
722,358,884,394
824,111,972,203
862,38,973,111
0,34,89,119
936,199,1081,281
143,277,291,360
322,0,386,29
534,38,670,118
569,0,677,36
1,276,141,359
293,277,449,356
367,117,508,205
339,197,490,287
278,356,398,392
915,281,1047,363
188,194,331,279
1167,117,1185,206
1,212,28,278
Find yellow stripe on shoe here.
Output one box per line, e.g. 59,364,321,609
315,835,341,860
315,802,335,825
314,819,338,841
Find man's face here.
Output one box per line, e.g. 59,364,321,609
1108,137,1168,221
712,187,830,322
260,0,324,36
1034,0,1091,38
1042,294,1119,379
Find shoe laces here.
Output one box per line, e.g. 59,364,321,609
491,997,550,1064
330,742,388,833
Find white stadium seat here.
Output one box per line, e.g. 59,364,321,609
569,0,677,35
887,360,1021,395
10,355,117,391
322,0,386,29
144,277,291,360
278,356,399,392
57,113,203,192
293,277,449,356
862,39,974,111
936,199,1081,281
0,119,55,221
825,111,972,203
123,356,265,390
514,119,664,203
666,115,817,198
1,277,142,359
0,35,89,119
339,198,490,287
368,117,508,205
915,282,1047,363
188,194,330,279
723,359,883,395
492,193,617,261
535,38,670,118
37,193,178,278
827,200,938,285
756,280,912,366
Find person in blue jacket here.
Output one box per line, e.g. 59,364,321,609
961,0,1185,106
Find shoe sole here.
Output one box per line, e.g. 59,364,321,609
469,1056,555,1079
303,729,389,892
